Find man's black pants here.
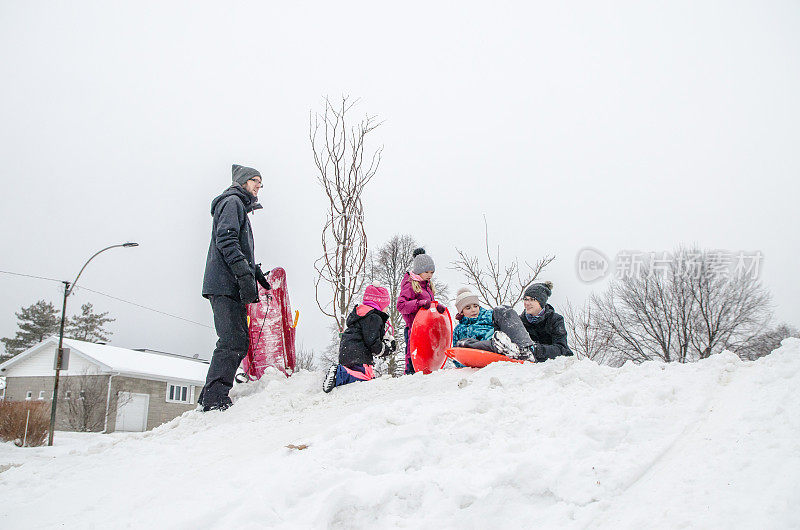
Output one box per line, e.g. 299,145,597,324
200,295,249,407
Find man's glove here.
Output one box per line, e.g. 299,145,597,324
231,260,259,304
419,299,431,310
255,264,271,291
436,304,447,314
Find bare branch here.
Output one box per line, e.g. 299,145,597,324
310,96,383,331
452,218,554,308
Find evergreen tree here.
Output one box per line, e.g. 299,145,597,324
66,303,114,343
1,300,60,359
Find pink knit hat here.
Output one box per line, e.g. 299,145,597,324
363,285,390,311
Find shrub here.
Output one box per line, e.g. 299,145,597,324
0,401,50,447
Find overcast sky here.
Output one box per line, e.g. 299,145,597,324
1,1,798,360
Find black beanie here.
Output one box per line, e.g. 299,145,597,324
524,281,553,307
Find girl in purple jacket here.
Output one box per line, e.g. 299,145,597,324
396,248,446,374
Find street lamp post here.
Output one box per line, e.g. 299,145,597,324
48,242,139,446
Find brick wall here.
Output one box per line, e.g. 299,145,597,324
5,375,200,432
3,375,110,431
108,376,199,432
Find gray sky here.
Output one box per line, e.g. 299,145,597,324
1,1,798,360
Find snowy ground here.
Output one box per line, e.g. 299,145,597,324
0,431,132,472
1,339,799,529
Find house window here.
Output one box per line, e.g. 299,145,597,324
79,391,86,400
26,391,33,401
166,383,193,404
38,390,46,400
65,391,72,400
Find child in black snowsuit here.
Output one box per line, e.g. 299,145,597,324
323,285,397,393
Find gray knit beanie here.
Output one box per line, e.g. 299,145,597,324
455,287,480,313
524,281,553,307
232,164,261,186
411,248,435,274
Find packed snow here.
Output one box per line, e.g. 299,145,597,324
1,339,799,529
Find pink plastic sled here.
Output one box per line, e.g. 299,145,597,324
241,267,297,379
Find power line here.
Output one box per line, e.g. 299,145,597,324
75,286,213,329
0,269,213,330
0,269,64,284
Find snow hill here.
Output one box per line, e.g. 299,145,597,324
2,340,799,529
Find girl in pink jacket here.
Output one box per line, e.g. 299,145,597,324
396,248,446,374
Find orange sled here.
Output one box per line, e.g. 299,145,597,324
446,347,525,368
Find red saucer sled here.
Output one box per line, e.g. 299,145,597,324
408,301,453,374
446,347,525,368
240,267,297,380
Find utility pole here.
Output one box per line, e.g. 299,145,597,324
47,280,70,446
47,242,138,446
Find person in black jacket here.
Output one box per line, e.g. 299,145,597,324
199,164,271,411
519,281,573,362
323,285,397,393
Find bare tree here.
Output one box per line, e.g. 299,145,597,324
363,236,450,332
686,250,770,359
453,217,554,308
592,268,678,364
363,234,417,337
387,350,406,377
589,247,772,364
318,325,342,369
736,323,799,360
362,235,450,375
294,343,317,371
432,279,451,305
310,95,383,334
563,300,617,365
61,369,129,432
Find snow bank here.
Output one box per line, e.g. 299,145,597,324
1,340,799,529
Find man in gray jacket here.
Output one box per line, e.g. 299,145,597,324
199,164,270,411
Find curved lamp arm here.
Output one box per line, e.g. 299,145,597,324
67,242,138,297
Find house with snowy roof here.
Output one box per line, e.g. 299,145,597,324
0,337,209,432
